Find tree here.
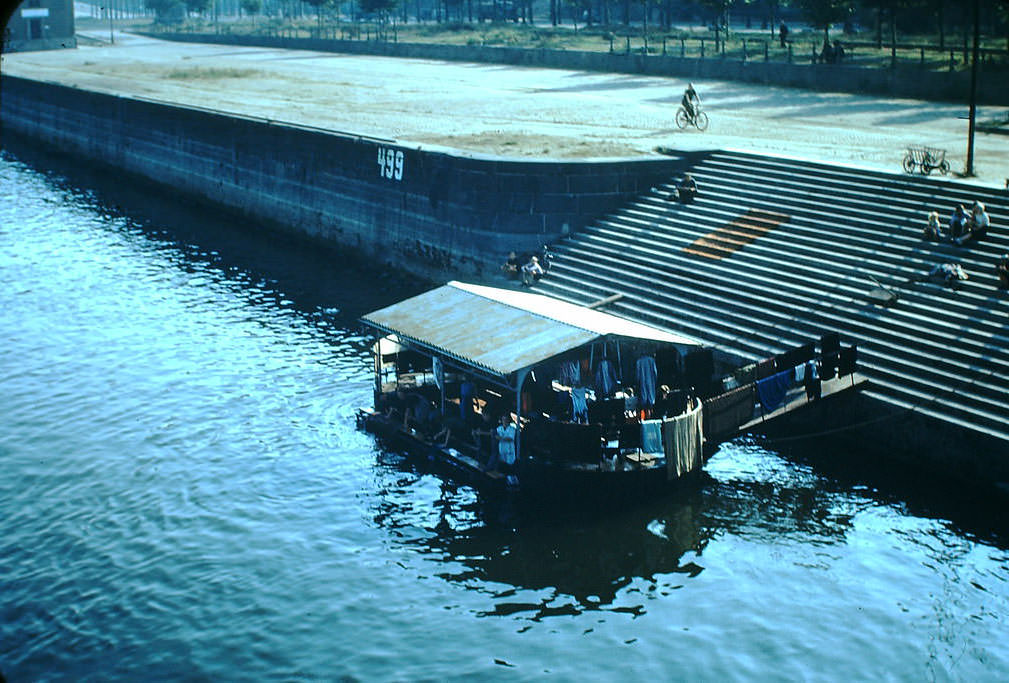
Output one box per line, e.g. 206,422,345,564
996,0,1009,50
761,0,785,37
146,0,185,20
359,0,398,25
239,0,262,17
697,0,736,52
184,0,211,14
304,0,330,28
795,0,853,43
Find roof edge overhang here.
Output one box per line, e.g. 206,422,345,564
360,282,704,379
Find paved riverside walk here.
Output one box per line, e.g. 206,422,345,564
3,32,1009,184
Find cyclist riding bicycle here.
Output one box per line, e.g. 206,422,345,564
681,83,700,121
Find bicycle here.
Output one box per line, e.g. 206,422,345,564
675,105,709,131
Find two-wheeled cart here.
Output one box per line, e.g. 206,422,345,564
902,145,950,176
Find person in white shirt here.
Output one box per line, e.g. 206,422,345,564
489,414,517,472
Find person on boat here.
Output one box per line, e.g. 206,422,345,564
402,391,433,432
622,386,638,417
471,410,497,460
459,379,477,422
653,385,687,418
487,414,517,473
432,409,467,447
381,388,408,423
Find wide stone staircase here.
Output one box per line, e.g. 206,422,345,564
532,150,1009,445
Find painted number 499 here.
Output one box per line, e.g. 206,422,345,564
377,147,404,181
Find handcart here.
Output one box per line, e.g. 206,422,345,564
902,145,950,176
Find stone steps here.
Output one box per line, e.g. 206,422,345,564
533,150,1009,443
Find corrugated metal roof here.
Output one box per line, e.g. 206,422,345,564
361,281,701,378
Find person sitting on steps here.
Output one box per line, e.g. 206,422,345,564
997,253,1009,290
669,173,698,203
521,255,545,286
956,201,990,245
949,204,968,241
923,210,941,240
911,262,969,290
500,250,520,279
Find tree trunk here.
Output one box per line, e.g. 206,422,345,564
876,4,882,48
937,0,945,49
643,0,647,51
891,5,897,66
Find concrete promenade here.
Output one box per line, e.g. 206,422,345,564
4,31,1009,187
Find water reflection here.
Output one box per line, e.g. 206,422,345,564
2,138,429,328
368,438,874,620
770,438,1009,549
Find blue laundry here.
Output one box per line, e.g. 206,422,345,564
571,387,589,423
595,359,618,398
558,360,580,387
756,369,792,412
640,419,663,453
636,356,658,407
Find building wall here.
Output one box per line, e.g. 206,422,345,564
0,75,683,279
143,31,1009,106
4,0,76,52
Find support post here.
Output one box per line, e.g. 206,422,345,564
514,368,530,462
965,0,980,177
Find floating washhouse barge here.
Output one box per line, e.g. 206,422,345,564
356,281,864,500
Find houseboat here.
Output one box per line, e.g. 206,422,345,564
356,281,720,501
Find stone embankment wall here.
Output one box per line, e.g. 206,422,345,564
144,31,1009,106
1,75,681,279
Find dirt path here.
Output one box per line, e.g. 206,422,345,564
4,31,1008,186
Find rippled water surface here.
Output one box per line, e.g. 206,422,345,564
2,146,1008,681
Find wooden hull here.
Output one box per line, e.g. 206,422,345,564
357,409,702,504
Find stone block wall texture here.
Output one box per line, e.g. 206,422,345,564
1,75,682,279
144,32,1009,106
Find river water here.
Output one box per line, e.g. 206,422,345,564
2,144,1008,681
